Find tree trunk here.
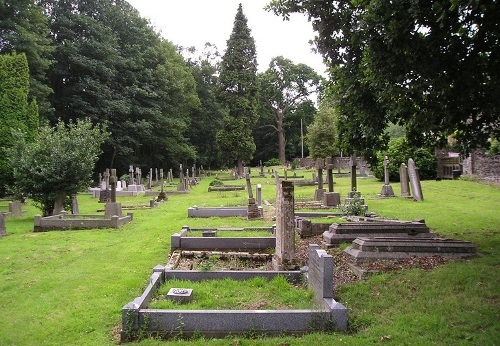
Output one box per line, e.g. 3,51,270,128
277,111,286,165
52,192,66,216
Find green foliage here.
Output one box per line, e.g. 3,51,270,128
258,56,322,164
217,4,259,170
341,191,367,216
8,119,108,216
208,179,223,187
0,52,39,196
0,0,54,119
268,1,500,156
486,139,500,156
371,137,437,182
305,102,339,159
264,158,281,166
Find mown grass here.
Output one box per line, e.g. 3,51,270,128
0,168,498,345
148,276,314,310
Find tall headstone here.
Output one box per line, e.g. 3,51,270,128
148,168,153,189
0,212,7,237
99,169,111,203
400,163,411,197
273,180,296,270
326,157,334,192
380,156,395,197
314,159,326,201
408,158,424,201
158,169,167,201
256,183,262,207
178,164,185,191
105,168,122,218
350,154,357,193
71,195,79,214
245,167,260,219
129,165,134,185
155,168,158,185
259,160,265,177
110,169,117,203
169,168,174,184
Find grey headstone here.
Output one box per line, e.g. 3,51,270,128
408,158,423,201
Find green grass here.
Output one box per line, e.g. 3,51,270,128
0,170,499,345
148,276,314,310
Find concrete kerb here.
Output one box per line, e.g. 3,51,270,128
33,212,133,231
121,244,347,340
187,205,263,218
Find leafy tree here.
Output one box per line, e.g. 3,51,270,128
259,56,322,164
0,0,54,119
184,43,227,168
306,102,339,159
268,1,500,156
9,119,108,216
0,52,39,196
217,3,259,174
371,137,437,182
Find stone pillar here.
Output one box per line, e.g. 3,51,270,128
259,160,265,177
326,158,334,192
148,168,153,189
155,168,158,185
110,169,117,203
400,163,411,197
158,169,167,201
169,168,173,184
273,180,296,270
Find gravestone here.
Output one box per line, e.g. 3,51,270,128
148,168,153,189
273,180,296,270
400,163,411,197
0,212,7,237
99,169,111,203
158,169,167,201
129,165,134,185
314,159,326,201
245,167,261,219
350,154,357,193
359,165,367,177
71,195,79,214
105,169,122,218
169,168,174,184
259,160,265,177
408,158,423,201
177,164,186,191
380,156,395,197
155,168,158,186
256,184,262,207
326,158,334,192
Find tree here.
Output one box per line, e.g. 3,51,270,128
0,52,39,196
259,56,322,164
217,3,259,174
268,1,500,156
9,119,108,216
0,0,54,119
305,102,339,159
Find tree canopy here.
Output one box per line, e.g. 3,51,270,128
268,0,500,157
9,119,108,216
217,3,259,173
259,56,322,164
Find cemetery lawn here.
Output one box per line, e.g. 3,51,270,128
0,170,498,345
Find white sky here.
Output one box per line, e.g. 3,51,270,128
125,0,327,75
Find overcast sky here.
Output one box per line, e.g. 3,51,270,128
125,0,327,75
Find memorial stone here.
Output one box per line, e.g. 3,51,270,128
273,180,296,270
380,156,395,197
0,212,6,237
400,163,411,197
408,158,424,201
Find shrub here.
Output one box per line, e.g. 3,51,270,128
209,179,224,186
372,137,437,182
264,158,281,166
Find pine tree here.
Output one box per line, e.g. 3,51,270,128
217,3,258,174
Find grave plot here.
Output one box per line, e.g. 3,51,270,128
121,244,347,341
0,200,26,218
34,169,133,231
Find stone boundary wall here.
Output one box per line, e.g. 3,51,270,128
462,150,500,183
295,157,368,170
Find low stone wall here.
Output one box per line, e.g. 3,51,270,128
187,205,263,218
34,213,133,231
121,244,347,341
171,234,276,251
462,150,500,183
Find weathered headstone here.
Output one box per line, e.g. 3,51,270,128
380,156,395,197
314,159,326,201
245,167,260,219
99,169,111,203
326,158,334,192
400,163,411,197
105,168,122,218
0,212,7,237
408,158,424,201
71,195,79,214
169,168,174,184
259,160,265,177
129,165,134,185
148,168,153,189
256,183,262,207
158,169,167,201
273,180,296,270
350,154,357,193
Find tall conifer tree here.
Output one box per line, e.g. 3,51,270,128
217,3,258,174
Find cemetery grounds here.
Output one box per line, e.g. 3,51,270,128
0,170,499,345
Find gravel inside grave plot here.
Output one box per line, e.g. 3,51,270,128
172,235,452,293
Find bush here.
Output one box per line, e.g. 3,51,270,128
209,179,224,186
372,137,437,182
264,158,281,166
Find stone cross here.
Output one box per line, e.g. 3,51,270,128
110,169,117,203
383,156,390,185
350,154,357,192
129,165,134,185
245,167,254,199
103,169,110,190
